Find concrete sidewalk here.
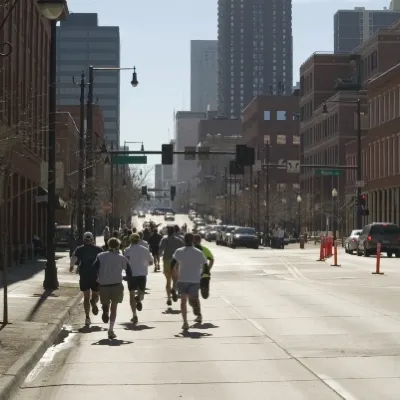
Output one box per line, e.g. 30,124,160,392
0,253,82,400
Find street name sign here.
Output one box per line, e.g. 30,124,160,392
315,169,342,177
111,155,147,165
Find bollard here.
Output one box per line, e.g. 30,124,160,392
328,237,333,257
317,236,325,261
331,240,341,267
324,236,328,258
372,242,384,275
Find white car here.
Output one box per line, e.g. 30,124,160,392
164,213,175,221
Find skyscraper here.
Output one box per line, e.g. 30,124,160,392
190,40,218,112
56,13,120,144
334,6,400,53
217,0,293,118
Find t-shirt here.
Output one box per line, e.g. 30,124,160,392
160,235,184,260
172,246,207,283
95,251,132,285
73,244,103,277
195,244,214,261
148,233,162,251
139,239,149,249
124,244,153,276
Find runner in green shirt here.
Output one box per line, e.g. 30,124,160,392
193,234,214,299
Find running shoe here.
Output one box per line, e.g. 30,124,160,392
167,299,172,306
90,299,99,315
108,330,117,339
194,314,203,324
182,322,189,331
85,317,91,326
131,315,138,324
135,297,143,312
171,288,178,302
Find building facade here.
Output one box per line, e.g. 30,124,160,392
56,13,120,144
0,0,54,265
217,0,293,118
190,40,218,112
334,7,400,54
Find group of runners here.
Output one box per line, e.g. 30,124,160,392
70,222,214,339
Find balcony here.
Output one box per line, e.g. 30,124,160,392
334,76,361,91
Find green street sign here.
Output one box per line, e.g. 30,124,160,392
111,155,147,165
315,169,342,177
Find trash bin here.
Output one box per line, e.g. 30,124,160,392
299,235,305,249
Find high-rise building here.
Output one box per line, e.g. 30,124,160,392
334,6,400,53
190,40,218,112
217,0,293,118
155,164,162,190
56,13,120,144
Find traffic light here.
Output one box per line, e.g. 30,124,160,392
355,196,359,206
360,194,366,208
162,144,173,165
170,185,176,201
141,186,147,196
235,145,255,166
229,160,244,175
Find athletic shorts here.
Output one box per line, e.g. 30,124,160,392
79,276,99,292
99,283,124,304
151,249,159,257
128,276,147,292
177,282,200,297
163,259,172,274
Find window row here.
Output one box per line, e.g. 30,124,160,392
264,110,298,121
303,145,339,166
302,114,338,146
263,134,300,145
369,85,400,128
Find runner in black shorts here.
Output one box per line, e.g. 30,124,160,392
148,228,162,272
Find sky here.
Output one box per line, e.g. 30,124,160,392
67,0,392,184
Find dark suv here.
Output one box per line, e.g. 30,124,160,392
357,222,400,258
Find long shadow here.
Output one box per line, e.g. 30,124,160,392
191,322,219,330
78,325,107,334
174,331,213,339
92,339,133,346
121,323,155,331
162,308,181,315
26,289,56,321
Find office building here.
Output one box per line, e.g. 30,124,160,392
217,0,293,118
155,164,162,190
56,13,120,144
334,6,400,53
190,40,218,112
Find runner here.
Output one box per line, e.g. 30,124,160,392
138,231,150,248
70,232,103,326
94,237,133,339
124,233,153,323
171,233,208,330
174,225,184,240
159,226,184,306
193,234,214,299
148,227,162,272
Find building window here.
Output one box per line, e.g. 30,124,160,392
264,111,270,120
264,134,270,144
277,134,286,144
277,111,286,120
293,135,300,145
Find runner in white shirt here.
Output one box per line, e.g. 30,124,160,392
124,233,153,324
138,231,150,249
171,233,208,330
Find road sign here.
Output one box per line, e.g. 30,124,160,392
111,155,147,165
287,160,300,173
315,169,342,177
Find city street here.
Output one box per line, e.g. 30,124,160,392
13,214,400,399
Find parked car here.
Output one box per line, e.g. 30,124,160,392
227,227,259,249
164,213,175,221
55,225,75,248
357,222,400,257
193,222,206,234
216,225,227,245
198,225,209,238
222,226,237,246
345,229,362,254
205,225,218,241
138,211,146,218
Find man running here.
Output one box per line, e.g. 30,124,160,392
174,225,184,240
159,226,184,306
148,227,162,272
94,237,133,339
70,232,103,326
193,234,214,299
124,233,153,323
171,233,208,330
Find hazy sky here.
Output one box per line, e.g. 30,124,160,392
66,0,391,183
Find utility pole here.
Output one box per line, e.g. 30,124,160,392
256,147,261,232
224,167,228,223
356,99,362,229
265,140,270,233
249,165,253,227
228,172,232,224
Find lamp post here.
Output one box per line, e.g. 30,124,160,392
297,195,302,236
332,188,338,240
85,66,138,233
38,0,69,290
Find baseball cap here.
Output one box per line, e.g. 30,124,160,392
83,232,94,241
130,233,140,241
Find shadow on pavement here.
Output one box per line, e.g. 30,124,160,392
0,259,46,289
162,308,181,315
175,331,213,339
191,323,219,329
92,339,133,346
78,325,107,333
26,289,56,321
121,323,155,331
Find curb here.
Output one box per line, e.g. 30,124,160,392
0,290,83,400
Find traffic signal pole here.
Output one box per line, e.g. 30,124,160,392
356,99,362,229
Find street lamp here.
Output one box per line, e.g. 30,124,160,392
39,0,68,290
297,195,302,236
332,188,338,240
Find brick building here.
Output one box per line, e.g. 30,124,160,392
0,1,52,264
242,95,301,228
345,62,400,231
299,23,400,232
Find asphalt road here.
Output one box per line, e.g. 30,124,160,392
13,214,400,399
